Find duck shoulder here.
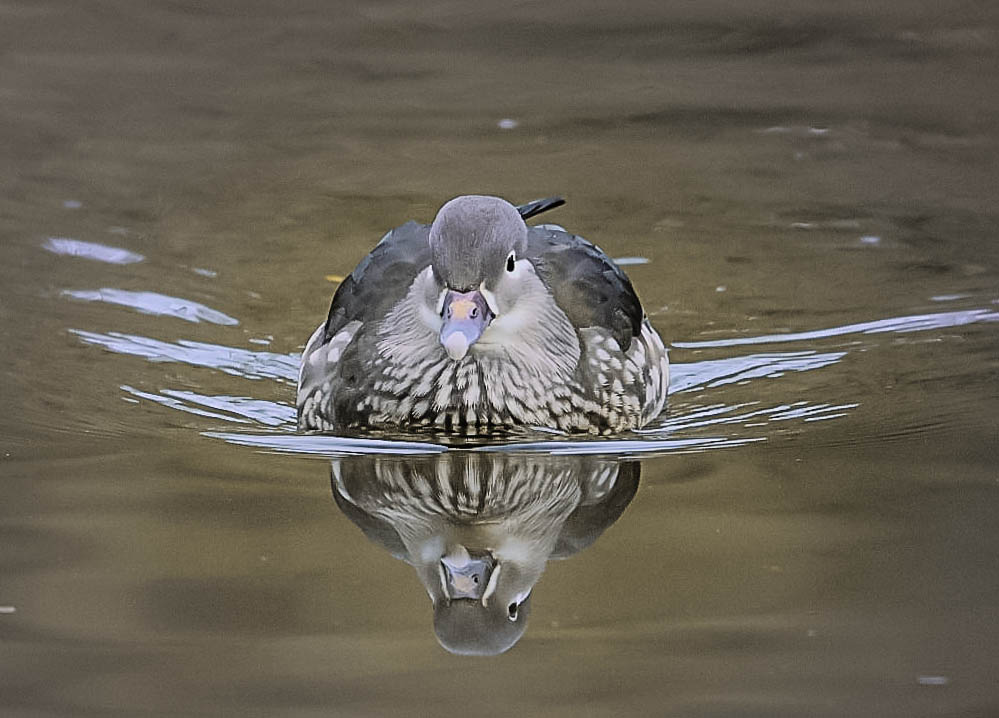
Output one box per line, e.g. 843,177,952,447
322,221,432,344
526,226,644,351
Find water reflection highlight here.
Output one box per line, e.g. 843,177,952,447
42,237,145,265
63,289,239,326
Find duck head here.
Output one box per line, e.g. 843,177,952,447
423,542,536,656
429,196,530,361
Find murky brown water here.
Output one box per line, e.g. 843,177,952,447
3,1,999,715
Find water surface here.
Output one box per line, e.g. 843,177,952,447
2,1,998,716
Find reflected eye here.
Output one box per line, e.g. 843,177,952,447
506,252,516,272
507,602,518,621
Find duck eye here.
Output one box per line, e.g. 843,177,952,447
507,602,518,621
506,253,516,272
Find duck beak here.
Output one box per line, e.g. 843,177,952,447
441,547,495,600
440,289,493,360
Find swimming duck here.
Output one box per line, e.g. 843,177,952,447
298,195,668,434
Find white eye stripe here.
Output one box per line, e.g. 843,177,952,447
479,284,500,315
481,563,502,607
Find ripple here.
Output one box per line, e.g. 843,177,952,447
63,289,239,325
471,436,762,456
42,238,144,264
654,401,859,433
670,351,846,392
125,386,850,458
69,330,299,381
121,386,296,426
69,305,998,457
204,431,759,458
206,432,448,455
674,308,999,349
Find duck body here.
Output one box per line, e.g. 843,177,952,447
298,196,669,435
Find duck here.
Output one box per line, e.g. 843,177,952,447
298,195,669,434
330,451,641,654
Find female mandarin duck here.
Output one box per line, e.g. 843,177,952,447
297,195,669,434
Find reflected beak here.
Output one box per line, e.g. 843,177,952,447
441,549,495,600
439,289,493,361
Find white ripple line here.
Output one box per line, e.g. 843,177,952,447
673,309,999,349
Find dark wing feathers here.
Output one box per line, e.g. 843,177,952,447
526,227,644,350
323,221,431,343
322,198,644,351
551,460,640,559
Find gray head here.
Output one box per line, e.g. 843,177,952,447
434,593,532,656
428,196,532,361
427,546,536,656
429,195,528,292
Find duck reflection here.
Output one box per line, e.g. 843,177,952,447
331,451,639,655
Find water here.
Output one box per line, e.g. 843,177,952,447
2,1,999,715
